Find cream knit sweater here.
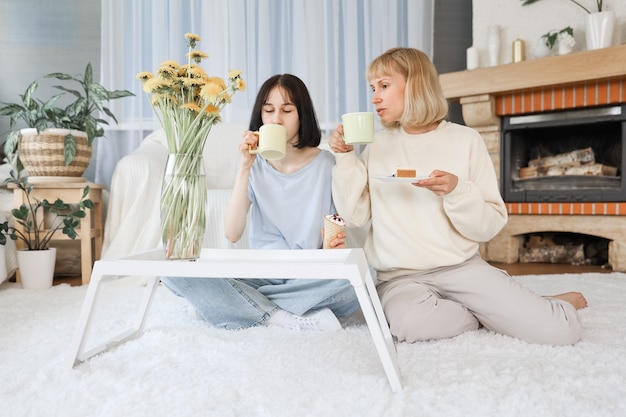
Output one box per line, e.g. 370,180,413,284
332,121,508,282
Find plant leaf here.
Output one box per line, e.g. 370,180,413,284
63,134,77,166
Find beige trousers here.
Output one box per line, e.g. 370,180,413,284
377,254,582,345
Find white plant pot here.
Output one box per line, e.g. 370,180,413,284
17,248,56,290
585,11,615,50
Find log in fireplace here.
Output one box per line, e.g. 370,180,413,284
502,104,626,202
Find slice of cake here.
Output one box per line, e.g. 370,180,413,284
323,214,345,249
396,167,416,178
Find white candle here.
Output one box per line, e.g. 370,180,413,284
466,46,479,70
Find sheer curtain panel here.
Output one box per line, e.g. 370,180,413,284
97,0,433,187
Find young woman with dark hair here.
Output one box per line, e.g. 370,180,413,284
163,74,359,331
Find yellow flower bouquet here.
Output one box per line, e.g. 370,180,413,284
137,33,245,259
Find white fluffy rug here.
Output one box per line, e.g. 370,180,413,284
2,273,626,417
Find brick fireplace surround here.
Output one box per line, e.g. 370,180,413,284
439,44,626,271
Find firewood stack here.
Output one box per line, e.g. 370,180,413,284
519,233,609,266
519,147,617,179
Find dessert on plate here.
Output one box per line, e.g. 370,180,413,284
395,167,416,178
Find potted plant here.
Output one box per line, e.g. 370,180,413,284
521,0,603,13
0,170,94,289
0,63,134,176
520,1,613,50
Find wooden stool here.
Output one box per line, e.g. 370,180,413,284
9,179,105,285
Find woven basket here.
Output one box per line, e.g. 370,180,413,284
18,128,92,177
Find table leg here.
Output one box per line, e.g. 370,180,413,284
80,211,92,285
67,269,160,367
352,281,402,392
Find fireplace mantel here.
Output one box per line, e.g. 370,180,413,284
439,44,626,101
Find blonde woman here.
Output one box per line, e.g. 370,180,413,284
329,47,587,345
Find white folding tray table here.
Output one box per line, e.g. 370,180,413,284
66,248,402,392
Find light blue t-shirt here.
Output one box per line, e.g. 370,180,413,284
247,150,337,249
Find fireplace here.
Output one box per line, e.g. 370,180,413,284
502,104,626,202
438,45,626,271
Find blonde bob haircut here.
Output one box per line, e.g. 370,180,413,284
367,47,448,129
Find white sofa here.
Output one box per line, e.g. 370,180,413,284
0,164,17,283
102,123,367,260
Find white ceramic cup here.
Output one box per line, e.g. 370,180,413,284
342,112,375,145
249,124,287,160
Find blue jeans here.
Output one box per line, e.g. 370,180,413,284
161,276,360,330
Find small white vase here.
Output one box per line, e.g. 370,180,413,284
534,38,551,59
585,11,615,50
487,25,501,66
17,248,56,290
558,33,576,55
466,46,479,70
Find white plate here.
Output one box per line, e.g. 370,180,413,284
372,174,429,183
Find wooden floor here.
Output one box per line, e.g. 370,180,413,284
490,262,612,276
42,262,614,287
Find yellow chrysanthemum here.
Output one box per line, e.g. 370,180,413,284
187,50,209,64
143,77,171,94
184,33,201,41
178,64,203,77
180,102,201,113
157,65,178,80
184,33,201,49
136,71,153,82
187,66,207,79
204,104,220,115
228,69,243,80
236,79,246,91
182,77,205,88
160,60,181,70
206,76,227,90
200,82,224,102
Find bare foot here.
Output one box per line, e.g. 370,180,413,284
549,292,588,310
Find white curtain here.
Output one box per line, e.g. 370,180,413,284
96,0,434,188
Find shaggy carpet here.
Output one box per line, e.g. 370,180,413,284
1,272,625,417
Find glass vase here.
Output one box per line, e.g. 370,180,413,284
160,153,207,260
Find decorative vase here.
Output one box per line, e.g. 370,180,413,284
487,25,501,66
558,32,576,55
534,38,551,59
160,153,207,260
18,128,91,178
466,46,480,70
17,248,56,290
585,11,615,50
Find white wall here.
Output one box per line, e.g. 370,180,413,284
472,0,626,66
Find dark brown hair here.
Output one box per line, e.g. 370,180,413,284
249,74,321,148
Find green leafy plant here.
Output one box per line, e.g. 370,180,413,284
520,0,604,14
0,63,134,167
0,170,94,250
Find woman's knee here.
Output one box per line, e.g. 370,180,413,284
384,292,479,343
